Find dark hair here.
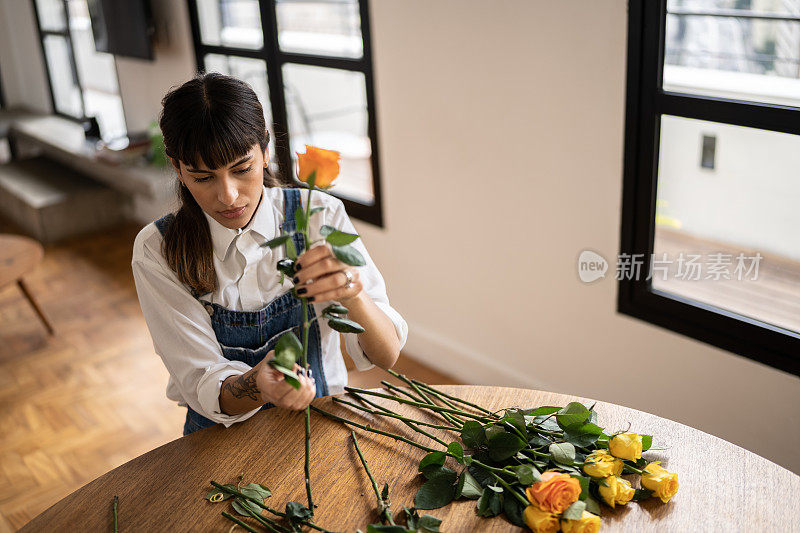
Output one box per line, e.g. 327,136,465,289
158,72,282,295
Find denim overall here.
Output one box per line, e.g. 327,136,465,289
154,188,329,435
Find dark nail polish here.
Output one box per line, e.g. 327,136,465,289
297,288,307,295
295,263,302,271
308,296,315,302
292,276,299,284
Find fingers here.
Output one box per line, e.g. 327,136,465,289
308,275,363,305
293,252,342,288
284,374,316,410
294,269,361,302
294,241,333,273
272,366,316,410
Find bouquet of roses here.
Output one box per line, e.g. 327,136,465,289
311,372,679,532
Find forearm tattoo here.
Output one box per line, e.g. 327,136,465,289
222,370,260,402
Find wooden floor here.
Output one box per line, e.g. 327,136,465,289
0,220,455,532
653,228,800,333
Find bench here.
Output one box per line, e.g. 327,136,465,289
0,156,125,243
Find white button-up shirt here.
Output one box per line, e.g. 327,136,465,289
131,185,408,427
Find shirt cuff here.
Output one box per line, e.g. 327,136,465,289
343,301,408,372
196,362,262,427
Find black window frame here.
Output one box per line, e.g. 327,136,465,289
186,0,384,227
32,0,87,121
31,0,126,138
619,0,800,377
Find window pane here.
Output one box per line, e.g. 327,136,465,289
283,64,372,204
664,1,800,107
43,35,83,117
203,54,276,166
67,0,126,141
35,0,66,31
196,0,263,50
276,0,363,59
652,115,800,333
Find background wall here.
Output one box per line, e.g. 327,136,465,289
1,0,797,472
359,0,800,473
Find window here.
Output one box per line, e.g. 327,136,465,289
32,0,127,141
187,0,383,226
619,0,800,376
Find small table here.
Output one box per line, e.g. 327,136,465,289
0,234,53,334
19,386,800,531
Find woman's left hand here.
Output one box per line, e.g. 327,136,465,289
292,242,363,306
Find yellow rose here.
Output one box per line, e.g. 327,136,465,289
608,433,643,461
641,462,679,503
526,471,582,514
583,450,623,478
615,477,635,505
561,510,602,533
296,145,340,187
523,505,560,533
597,476,634,508
597,475,618,508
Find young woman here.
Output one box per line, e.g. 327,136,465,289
132,73,407,435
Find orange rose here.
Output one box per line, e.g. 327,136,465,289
526,471,582,514
296,145,340,188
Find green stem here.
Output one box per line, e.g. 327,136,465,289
237,500,287,533
381,381,427,405
407,381,468,421
311,405,441,453
112,495,118,533
334,397,448,446
410,379,499,418
311,406,514,478
221,512,260,533
210,482,335,533
335,395,460,432
523,448,551,458
345,390,449,446
351,431,381,504
301,183,315,515
351,432,395,526
380,381,461,428
624,464,645,475
384,373,464,427
489,472,530,508
344,387,489,422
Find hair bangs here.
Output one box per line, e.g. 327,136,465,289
175,113,260,170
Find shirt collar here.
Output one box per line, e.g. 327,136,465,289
203,186,276,260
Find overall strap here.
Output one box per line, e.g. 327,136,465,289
281,188,307,255
153,213,175,237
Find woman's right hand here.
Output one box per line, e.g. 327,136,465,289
255,350,317,410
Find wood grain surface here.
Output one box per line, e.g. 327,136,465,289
0,235,43,289
19,386,800,532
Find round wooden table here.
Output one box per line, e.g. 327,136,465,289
20,386,800,531
0,234,53,334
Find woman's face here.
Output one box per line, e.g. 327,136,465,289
174,143,267,230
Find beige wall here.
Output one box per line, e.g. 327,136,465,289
356,0,800,473
1,0,798,473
